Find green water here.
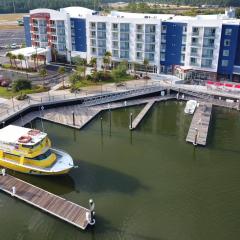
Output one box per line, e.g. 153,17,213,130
1,101,240,240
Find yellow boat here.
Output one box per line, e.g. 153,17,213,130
0,125,74,175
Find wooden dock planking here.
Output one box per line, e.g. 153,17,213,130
186,103,213,146
0,174,90,230
130,100,155,130
12,95,175,129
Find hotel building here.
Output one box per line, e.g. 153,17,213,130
23,6,240,82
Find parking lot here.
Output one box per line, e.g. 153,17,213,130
0,29,25,46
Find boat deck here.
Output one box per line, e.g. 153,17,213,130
0,174,90,230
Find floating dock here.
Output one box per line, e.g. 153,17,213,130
0,174,91,230
130,100,155,130
186,103,213,146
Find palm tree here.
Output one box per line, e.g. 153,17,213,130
17,54,24,70
11,55,17,69
103,56,109,75
6,52,13,68
31,53,37,71
143,58,149,76
51,47,58,62
58,66,66,88
79,58,87,79
90,57,97,72
39,68,47,86
104,51,112,69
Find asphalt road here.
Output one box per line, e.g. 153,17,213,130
0,29,25,46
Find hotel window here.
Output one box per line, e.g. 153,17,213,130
90,39,96,46
222,60,229,67
181,54,185,63
161,25,167,32
136,52,142,60
202,59,212,67
190,57,197,64
120,50,129,59
136,43,142,51
224,39,231,46
90,31,96,38
225,28,232,36
182,35,186,44
136,24,143,32
192,27,199,35
145,53,154,61
91,48,96,54
160,53,165,61
183,26,187,33
112,41,118,49
136,34,143,41
112,32,118,40
120,23,129,32
112,23,118,31
223,50,229,57
90,22,96,29
113,50,119,57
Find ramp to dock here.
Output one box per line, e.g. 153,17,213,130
0,174,90,230
186,103,212,146
130,100,155,130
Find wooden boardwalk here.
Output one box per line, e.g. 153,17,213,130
12,96,175,129
0,174,91,230
130,101,155,130
186,103,213,146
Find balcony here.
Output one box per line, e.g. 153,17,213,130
203,43,215,48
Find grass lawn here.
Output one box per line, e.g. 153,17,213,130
0,86,49,99
0,13,25,30
72,75,134,89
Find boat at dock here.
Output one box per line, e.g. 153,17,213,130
0,125,74,175
184,100,198,115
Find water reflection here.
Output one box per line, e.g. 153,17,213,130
71,160,148,194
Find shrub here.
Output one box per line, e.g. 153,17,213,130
16,93,28,101
12,79,32,92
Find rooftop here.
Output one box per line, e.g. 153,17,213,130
7,47,48,58
0,125,47,146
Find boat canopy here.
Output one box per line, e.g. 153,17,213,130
0,125,46,146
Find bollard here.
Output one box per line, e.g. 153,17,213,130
1,169,5,176
124,100,127,107
100,117,103,134
129,113,133,129
12,186,16,196
88,199,96,225
72,111,75,126
193,128,198,146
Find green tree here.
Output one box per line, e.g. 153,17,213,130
31,53,37,71
6,52,13,68
39,68,47,86
11,55,17,69
17,54,24,70
90,57,97,72
58,66,66,88
12,79,32,92
143,58,149,76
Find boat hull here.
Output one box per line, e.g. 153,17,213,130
0,148,74,176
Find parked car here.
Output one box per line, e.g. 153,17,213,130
10,43,17,49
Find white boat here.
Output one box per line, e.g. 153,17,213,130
184,100,198,115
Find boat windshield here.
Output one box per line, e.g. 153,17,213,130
30,149,52,160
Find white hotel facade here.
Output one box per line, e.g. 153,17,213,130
23,7,240,82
